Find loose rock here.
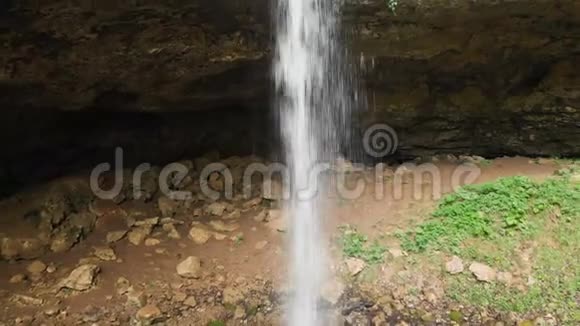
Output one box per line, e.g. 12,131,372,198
206,202,227,216
93,247,117,261
223,287,244,305
162,223,181,239
1,237,45,260
209,220,240,232
128,226,152,245
58,264,100,291
345,258,366,276
106,230,127,243
136,305,162,325
188,227,212,244
134,217,160,227
176,256,202,279
469,262,496,282
26,260,47,275
9,274,27,283
144,238,161,246
183,296,197,307
445,256,464,274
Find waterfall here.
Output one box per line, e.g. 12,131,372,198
274,0,357,324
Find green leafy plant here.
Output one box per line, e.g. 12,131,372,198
386,0,398,13
340,226,386,264
398,175,579,253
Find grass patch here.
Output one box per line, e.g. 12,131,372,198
398,173,579,254
339,226,386,264
448,215,579,324
397,163,579,324
207,321,226,326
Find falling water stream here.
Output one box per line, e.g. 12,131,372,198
274,0,357,325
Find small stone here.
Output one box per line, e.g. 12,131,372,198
46,265,56,273
12,294,43,306
78,257,101,265
116,277,132,295
44,305,61,316
388,248,405,258
134,217,160,227
50,229,80,253
188,226,212,244
223,210,241,220
497,271,513,285
206,202,227,216
173,292,187,302
158,196,178,217
223,287,244,305
2,237,45,260
162,223,181,239
9,274,27,283
183,296,197,307
445,256,464,274
94,247,117,261
128,226,152,246
126,288,147,307
176,256,202,279
469,262,496,282
58,264,100,291
345,258,366,276
160,217,184,225
106,230,127,243
209,220,240,232
26,260,47,275
213,232,227,240
136,305,162,324
255,240,268,250
144,238,161,246
243,197,262,209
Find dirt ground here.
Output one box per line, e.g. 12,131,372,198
0,156,565,325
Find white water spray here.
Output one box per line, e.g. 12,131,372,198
274,0,357,325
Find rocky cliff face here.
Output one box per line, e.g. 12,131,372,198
0,0,579,184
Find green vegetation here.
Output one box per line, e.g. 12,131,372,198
339,226,386,264
398,173,579,254
233,234,244,246
386,0,398,13
478,159,492,167
207,321,225,326
447,217,579,324
396,163,579,324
